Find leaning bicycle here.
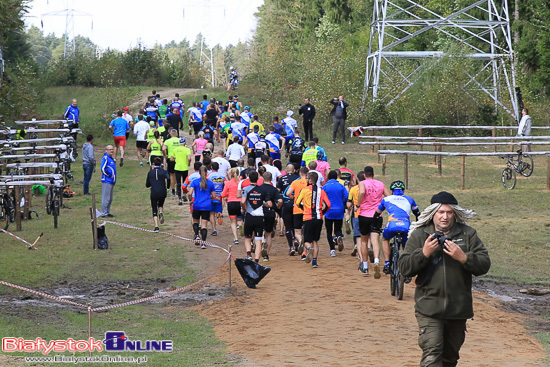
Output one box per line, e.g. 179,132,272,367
46,179,66,228
0,188,16,230
389,231,407,300
500,149,534,190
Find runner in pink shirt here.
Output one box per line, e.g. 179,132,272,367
356,166,391,278
222,168,243,244
315,160,331,183
192,131,209,161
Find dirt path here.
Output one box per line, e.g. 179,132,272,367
198,236,546,366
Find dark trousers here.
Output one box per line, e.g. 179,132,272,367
175,170,188,199
281,204,295,248
303,120,313,141
83,164,93,195
325,218,343,250
416,312,467,367
332,117,346,142
150,195,166,217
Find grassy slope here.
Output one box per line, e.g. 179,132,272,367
0,86,230,366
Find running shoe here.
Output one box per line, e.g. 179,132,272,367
301,253,307,261
345,219,351,235
261,242,268,258
139,162,143,167
305,247,314,264
159,212,164,224
297,240,304,255
351,246,358,257
263,255,269,262
368,248,374,263
217,213,223,225
404,277,412,284
337,236,344,252
246,254,253,260
120,157,124,167
201,244,207,249
289,246,296,256
373,263,381,279
194,235,201,246
330,249,336,257
178,199,183,206
383,264,390,275
358,263,369,275
312,261,319,268
171,189,176,196
233,239,239,245
154,227,159,233
211,230,217,236
279,230,284,237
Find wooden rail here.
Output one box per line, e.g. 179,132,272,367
377,150,550,190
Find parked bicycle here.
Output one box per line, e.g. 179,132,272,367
389,231,409,300
500,149,534,190
46,178,67,229
0,188,16,230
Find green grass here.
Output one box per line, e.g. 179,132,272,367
3,85,549,364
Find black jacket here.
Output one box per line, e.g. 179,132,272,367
146,167,169,197
298,103,316,121
329,99,349,120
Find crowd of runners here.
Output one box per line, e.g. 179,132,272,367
105,90,422,276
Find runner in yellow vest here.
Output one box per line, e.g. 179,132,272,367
170,137,193,205
163,129,181,196
301,141,319,167
147,130,163,168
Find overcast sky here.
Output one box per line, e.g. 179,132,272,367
25,0,263,50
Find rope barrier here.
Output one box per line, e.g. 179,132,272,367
0,228,42,249
1,222,234,312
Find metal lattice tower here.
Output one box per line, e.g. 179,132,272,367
41,1,92,58
362,0,519,121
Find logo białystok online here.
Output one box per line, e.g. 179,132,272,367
104,331,172,352
2,331,172,354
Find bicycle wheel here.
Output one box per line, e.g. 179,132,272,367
396,273,405,300
519,154,534,177
45,189,52,215
53,197,60,229
389,247,396,296
501,167,516,190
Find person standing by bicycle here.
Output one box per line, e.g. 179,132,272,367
373,180,420,277
99,145,116,218
64,99,80,129
517,107,532,152
398,191,490,367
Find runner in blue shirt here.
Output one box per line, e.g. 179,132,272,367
374,180,420,274
207,161,226,236
322,170,349,256
109,111,130,166
265,125,285,160
188,166,216,248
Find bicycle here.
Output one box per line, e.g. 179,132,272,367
500,149,534,190
0,188,16,230
389,231,407,300
46,179,66,229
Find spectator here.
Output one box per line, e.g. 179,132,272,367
81,134,95,195
329,95,349,144
99,145,117,218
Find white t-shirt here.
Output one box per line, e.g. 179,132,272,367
212,156,231,178
133,120,150,141
310,169,325,186
122,113,133,124
226,143,245,161
262,164,281,185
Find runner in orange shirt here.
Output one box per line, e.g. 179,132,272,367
296,171,331,268
286,166,309,258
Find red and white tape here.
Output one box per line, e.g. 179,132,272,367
0,280,88,308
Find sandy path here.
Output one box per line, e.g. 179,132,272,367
199,238,546,366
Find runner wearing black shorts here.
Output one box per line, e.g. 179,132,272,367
146,157,169,232
277,164,300,255
241,171,270,262
259,172,283,261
